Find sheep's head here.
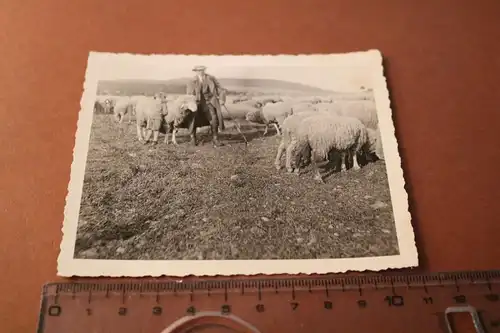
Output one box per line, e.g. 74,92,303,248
179,95,198,112
245,109,263,123
365,128,379,154
103,99,114,113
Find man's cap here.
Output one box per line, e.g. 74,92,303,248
192,65,207,72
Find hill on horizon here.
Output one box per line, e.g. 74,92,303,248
96,78,341,96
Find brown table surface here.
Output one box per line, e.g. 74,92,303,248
1,1,500,332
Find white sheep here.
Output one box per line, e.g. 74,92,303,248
134,96,169,144
245,101,294,136
112,97,135,124
367,127,384,160
274,110,320,172
313,100,382,160
94,96,114,114
291,102,314,114
161,95,198,145
330,100,378,130
292,114,374,182
94,100,106,113
222,102,260,121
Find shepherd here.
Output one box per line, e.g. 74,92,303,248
186,65,227,147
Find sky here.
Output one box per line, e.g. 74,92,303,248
87,52,380,92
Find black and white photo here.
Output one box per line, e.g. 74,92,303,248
57,51,417,276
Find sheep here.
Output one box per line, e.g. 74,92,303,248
245,101,294,136
134,96,169,144
312,101,383,163
112,97,135,124
160,95,198,145
222,102,260,121
274,110,320,172
94,100,105,114
367,127,384,160
291,102,314,114
97,95,131,115
94,96,114,114
330,100,378,130
291,114,375,183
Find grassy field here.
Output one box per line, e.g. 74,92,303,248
74,113,399,260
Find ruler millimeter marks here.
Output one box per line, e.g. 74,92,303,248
38,270,500,333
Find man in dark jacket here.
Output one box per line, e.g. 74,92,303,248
186,65,227,147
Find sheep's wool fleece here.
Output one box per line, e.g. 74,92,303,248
335,100,378,130
113,98,134,114
164,95,197,123
262,101,294,122
135,98,166,122
281,111,319,146
373,127,384,159
365,128,380,154
223,103,259,120
292,102,314,113
245,109,264,123
297,114,369,160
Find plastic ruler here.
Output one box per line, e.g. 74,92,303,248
37,270,500,332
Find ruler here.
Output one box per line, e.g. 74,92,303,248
37,270,500,333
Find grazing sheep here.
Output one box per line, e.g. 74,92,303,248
313,100,382,161
135,96,169,144
222,102,260,121
367,127,384,160
274,110,320,172
94,96,114,114
98,95,132,115
292,114,374,183
94,100,105,114
291,102,314,114
113,97,135,124
313,100,380,149
245,101,294,136
160,95,198,145
330,100,378,130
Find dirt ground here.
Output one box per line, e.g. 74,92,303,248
73,114,400,260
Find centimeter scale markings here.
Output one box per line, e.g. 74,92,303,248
38,270,500,333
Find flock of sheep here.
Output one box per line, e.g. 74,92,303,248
94,91,384,182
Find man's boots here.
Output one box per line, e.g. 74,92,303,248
212,124,224,147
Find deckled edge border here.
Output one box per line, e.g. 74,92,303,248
57,49,418,277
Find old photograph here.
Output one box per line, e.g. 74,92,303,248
57,50,418,276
